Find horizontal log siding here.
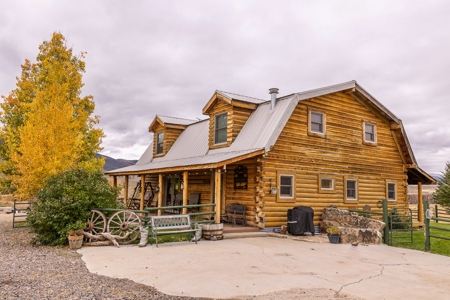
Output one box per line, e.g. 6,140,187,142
152,122,184,157
264,91,407,227
186,172,213,214
231,106,253,142
225,157,259,227
209,100,233,149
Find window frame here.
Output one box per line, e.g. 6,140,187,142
318,174,335,194
214,112,228,145
362,121,377,146
308,108,326,138
386,181,397,201
156,131,164,155
344,177,358,203
276,170,296,202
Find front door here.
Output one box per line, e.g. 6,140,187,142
164,176,181,206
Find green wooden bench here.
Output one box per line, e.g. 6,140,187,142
150,214,199,247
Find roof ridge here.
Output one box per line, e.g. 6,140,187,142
157,115,198,122
216,90,266,102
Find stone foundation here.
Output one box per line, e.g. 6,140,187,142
321,206,385,244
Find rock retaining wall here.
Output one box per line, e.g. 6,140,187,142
320,206,385,244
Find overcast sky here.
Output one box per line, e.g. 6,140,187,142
1,1,449,175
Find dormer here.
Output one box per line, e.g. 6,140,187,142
149,115,197,157
202,90,263,149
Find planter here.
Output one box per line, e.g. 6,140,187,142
270,189,277,195
68,235,84,250
202,223,223,240
327,234,340,244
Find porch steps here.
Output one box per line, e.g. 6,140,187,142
223,231,270,239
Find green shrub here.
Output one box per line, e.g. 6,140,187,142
389,208,410,230
27,168,123,246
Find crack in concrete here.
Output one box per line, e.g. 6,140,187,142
338,265,385,294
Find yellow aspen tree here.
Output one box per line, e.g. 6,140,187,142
0,32,105,199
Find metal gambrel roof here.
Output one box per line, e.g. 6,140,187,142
106,81,435,183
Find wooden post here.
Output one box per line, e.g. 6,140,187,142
158,174,163,216
182,171,188,214
140,175,145,211
124,175,129,206
215,169,222,224
113,176,117,187
418,182,423,223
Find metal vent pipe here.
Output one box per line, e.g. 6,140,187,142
269,88,279,110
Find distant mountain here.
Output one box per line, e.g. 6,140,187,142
96,154,138,172
429,173,443,182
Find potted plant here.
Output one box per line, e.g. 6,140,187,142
67,220,85,250
270,187,277,195
326,224,341,244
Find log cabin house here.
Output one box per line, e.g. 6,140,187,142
105,81,434,228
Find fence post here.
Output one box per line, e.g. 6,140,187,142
382,199,389,245
435,205,439,223
424,200,430,251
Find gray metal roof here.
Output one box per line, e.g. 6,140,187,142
106,81,429,179
216,90,266,104
156,115,198,126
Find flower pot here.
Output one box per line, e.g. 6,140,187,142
270,189,277,195
202,223,223,240
68,235,83,250
327,234,340,244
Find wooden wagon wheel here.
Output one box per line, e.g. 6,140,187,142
84,210,107,242
107,210,142,244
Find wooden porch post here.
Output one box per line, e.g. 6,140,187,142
418,182,423,223
140,175,145,211
158,174,163,216
182,171,188,214
214,169,222,224
113,176,117,187
124,175,129,206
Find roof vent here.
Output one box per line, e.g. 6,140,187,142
269,88,279,110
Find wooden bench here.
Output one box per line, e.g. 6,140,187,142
221,203,246,226
150,214,198,247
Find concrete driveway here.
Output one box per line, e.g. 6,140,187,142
79,237,450,299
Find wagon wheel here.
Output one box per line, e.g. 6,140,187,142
107,210,141,244
84,210,107,242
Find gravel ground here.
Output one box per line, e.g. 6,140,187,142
0,214,360,300
0,216,203,300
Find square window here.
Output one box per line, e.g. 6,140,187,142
321,178,334,190
346,180,357,200
280,175,293,198
387,182,396,201
310,112,323,133
214,113,227,144
156,132,164,154
364,123,375,142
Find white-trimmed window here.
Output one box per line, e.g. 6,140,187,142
387,182,396,201
156,132,164,154
280,175,294,198
364,122,376,143
214,112,228,144
321,178,334,190
310,112,324,133
346,179,358,201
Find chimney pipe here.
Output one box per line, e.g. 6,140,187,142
269,88,279,110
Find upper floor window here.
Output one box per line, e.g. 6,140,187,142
214,112,228,144
364,122,376,143
387,182,396,201
310,112,324,133
156,132,164,154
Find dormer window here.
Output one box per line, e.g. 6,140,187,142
214,112,227,144
156,132,164,154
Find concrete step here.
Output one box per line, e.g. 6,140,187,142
223,231,269,239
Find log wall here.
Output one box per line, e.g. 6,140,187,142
263,91,408,227
151,123,184,157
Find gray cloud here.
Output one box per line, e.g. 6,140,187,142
1,0,449,174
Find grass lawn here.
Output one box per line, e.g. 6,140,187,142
391,223,450,257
